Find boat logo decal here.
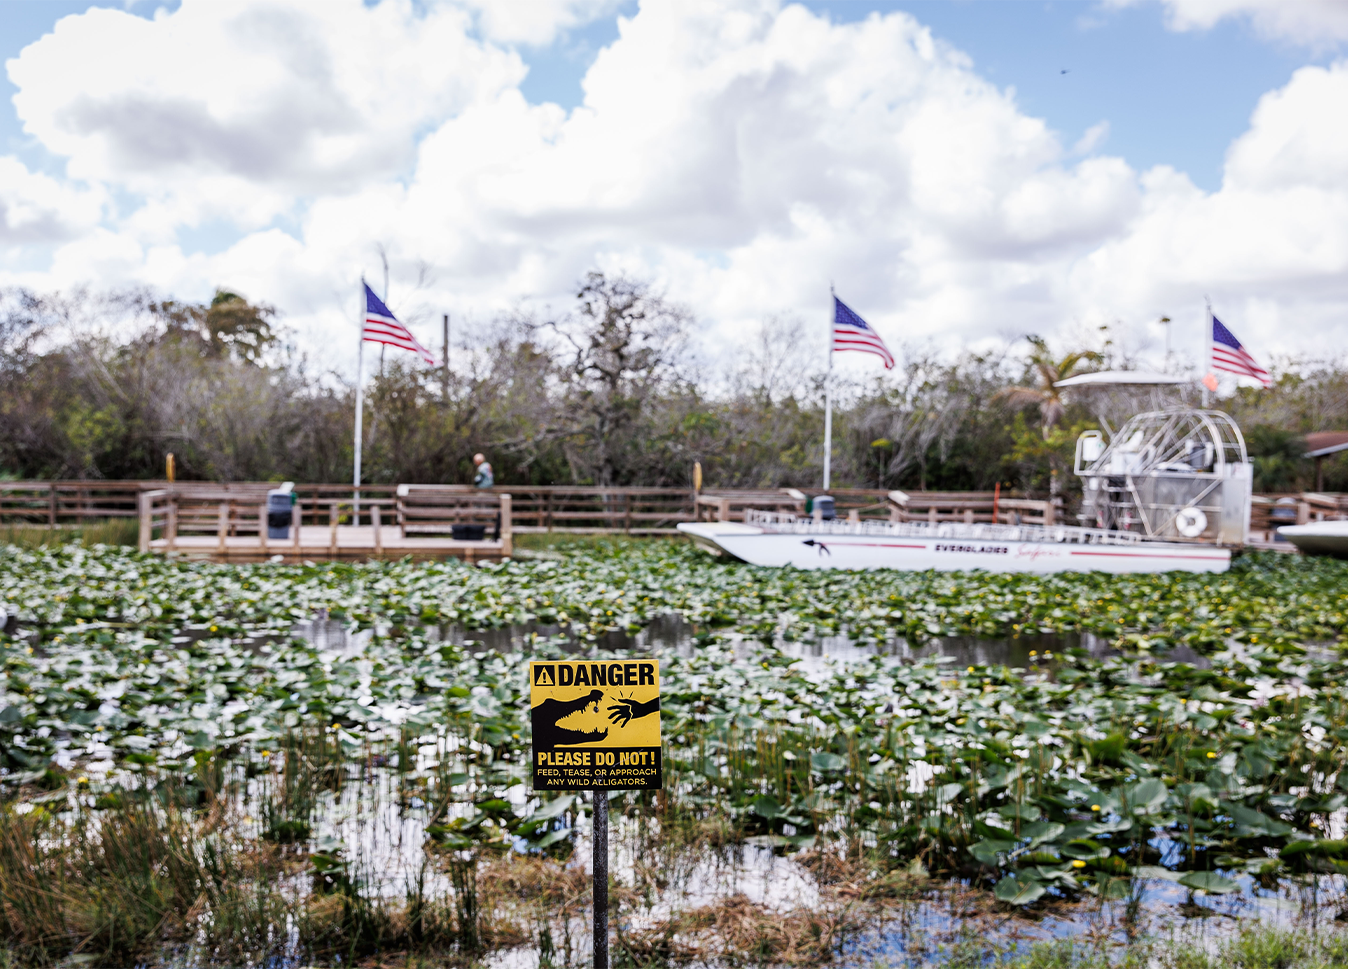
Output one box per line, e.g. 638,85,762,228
934,544,1009,554
802,539,832,556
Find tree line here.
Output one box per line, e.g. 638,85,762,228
2,275,1345,496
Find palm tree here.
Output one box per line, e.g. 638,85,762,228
995,336,1101,439
996,336,1102,502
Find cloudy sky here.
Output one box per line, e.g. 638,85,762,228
3,0,1347,379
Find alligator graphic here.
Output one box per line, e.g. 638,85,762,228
531,688,609,747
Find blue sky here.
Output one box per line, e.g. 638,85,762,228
4,0,1327,197
2,0,1347,372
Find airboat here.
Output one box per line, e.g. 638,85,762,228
678,406,1250,574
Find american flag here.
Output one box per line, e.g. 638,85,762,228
1211,315,1269,388
833,296,894,369
363,282,438,366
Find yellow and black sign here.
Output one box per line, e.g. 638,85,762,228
529,659,661,791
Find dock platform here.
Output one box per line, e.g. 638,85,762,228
139,488,512,563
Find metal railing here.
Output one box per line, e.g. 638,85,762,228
744,509,1146,546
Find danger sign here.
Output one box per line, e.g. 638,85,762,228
529,659,662,791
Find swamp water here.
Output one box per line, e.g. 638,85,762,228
7,543,1348,966
256,614,1347,969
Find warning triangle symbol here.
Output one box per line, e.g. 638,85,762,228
534,665,555,686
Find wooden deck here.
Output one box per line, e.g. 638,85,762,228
148,525,509,563
138,490,513,563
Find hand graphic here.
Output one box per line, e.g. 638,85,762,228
606,696,660,728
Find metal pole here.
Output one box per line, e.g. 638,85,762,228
354,281,366,519
823,287,834,491
443,313,450,401
1202,301,1211,409
593,790,608,969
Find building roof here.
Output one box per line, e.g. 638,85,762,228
1305,431,1348,458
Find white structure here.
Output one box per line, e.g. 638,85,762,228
1073,409,1251,546
677,513,1231,574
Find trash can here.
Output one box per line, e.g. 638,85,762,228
267,488,295,540
814,495,836,521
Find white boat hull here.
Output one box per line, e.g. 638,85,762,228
1277,521,1348,558
677,521,1231,574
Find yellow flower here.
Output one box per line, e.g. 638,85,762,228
210,625,218,632
1071,860,1086,868
967,666,975,673
1029,650,1037,657
1091,804,1101,812
1207,751,1217,759
77,776,89,785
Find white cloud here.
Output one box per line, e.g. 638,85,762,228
5,0,1348,377
0,157,103,245
1116,0,1348,48
6,0,525,231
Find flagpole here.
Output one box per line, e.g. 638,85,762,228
823,286,834,491
1202,299,1211,409
353,279,366,521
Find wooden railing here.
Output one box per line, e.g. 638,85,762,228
137,489,512,559
8,479,1346,544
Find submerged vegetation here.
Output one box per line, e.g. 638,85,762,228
1,540,1347,965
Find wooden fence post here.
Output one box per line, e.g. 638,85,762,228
500,494,512,557
259,504,268,554
138,491,152,553
372,504,383,556
217,502,228,554
49,483,57,527
166,501,178,553
329,503,339,558
718,497,730,522
293,499,302,551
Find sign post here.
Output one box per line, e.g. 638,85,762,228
530,659,662,969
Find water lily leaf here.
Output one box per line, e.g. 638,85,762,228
533,827,571,849
1062,839,1111,861
997,802,1042,821
750,794,783,820
934,783,963,806
810,751,846,773
1179,871,1239,894
1129,778,1168,815
1132,865,1182,882
969,839,1015,865
1020,821,1065,846
993,875,1045,905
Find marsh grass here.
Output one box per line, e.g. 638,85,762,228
5,543,1348,965
0,520,138,549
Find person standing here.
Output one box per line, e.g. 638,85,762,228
473,453,494,489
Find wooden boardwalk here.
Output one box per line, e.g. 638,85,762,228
148,525,509,563
138,489,513,563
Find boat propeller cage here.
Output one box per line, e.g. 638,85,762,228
1074,409,1252,545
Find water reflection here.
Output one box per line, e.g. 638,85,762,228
289,611,1211,670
